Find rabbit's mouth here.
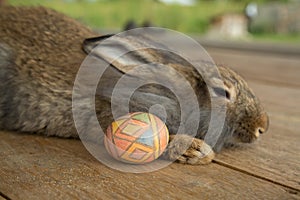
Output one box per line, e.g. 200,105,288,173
231,130,259,144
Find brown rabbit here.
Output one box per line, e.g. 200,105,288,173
0,6,269,165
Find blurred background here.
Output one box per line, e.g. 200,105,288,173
5,0,300,44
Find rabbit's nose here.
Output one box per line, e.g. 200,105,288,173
255,112,269,137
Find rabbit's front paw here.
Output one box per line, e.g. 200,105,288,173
164,134,215,165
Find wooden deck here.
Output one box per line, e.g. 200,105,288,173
1,42,300,200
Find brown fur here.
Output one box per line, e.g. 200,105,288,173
0,6,269,165
0,6,96,136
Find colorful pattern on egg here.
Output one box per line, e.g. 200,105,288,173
104,112,169,164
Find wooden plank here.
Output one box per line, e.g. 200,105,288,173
0,131,298,200
199,39,300,57
0,195,7,200
206,47,300,88
212,77,300,190
215,122,300,191
201,46,300,191
249,81,300,119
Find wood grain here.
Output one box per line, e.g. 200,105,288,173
0,131,298,200
214,82,300,190
206,47,300,191
0,43,299,199
0,195,7,200
207,47,300,88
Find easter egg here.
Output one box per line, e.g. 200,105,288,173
104,112,169,164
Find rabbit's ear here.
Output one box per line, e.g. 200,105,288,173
211,82,236,102
84,36,151,75
83,34,115,54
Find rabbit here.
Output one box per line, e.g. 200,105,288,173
0,6,269,165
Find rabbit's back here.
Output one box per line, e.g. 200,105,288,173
0,6,269,151
0,6,94,78
0,6,95,136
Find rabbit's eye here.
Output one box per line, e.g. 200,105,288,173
225,90,231,100
212,87,231,100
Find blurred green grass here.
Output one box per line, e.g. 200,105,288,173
8,0,244,33
7,0,300,43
